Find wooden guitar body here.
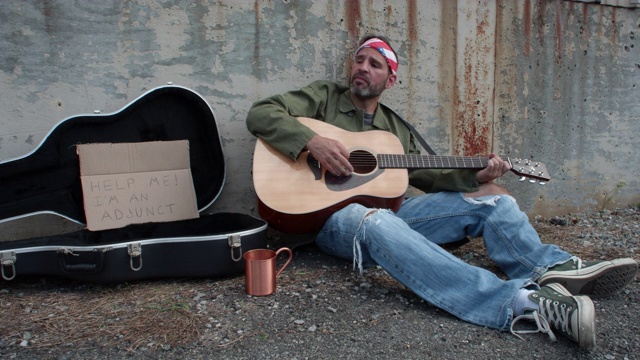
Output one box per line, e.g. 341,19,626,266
253,117,408,234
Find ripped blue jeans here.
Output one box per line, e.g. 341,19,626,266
315,192,571,331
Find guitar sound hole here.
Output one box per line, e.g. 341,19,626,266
349,150,377,174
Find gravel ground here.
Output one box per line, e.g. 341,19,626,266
1,206,639,359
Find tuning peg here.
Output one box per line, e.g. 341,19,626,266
538,181,546,185
519,176,526,182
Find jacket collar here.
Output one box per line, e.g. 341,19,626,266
339,90,392,131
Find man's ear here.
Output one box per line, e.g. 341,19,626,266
385,74,397,89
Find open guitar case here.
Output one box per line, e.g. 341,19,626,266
0,84,268,283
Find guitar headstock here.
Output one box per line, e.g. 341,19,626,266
508,158,550,184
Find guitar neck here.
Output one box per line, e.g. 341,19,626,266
375,154,549,182
377,154,492,170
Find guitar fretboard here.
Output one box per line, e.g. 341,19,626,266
377,154,490,170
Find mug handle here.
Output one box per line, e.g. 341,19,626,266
274,247,293,277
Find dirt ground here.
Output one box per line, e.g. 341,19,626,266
1,208,639,359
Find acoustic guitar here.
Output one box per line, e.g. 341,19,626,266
252,117,550,234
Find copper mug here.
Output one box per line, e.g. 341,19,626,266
243,247,293,296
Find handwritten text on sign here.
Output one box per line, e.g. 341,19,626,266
77,141,199,231
81,169,199,230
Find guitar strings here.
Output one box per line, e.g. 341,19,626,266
347,153,490,169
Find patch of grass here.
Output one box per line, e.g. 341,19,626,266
601,181,627,211
0,281,206,350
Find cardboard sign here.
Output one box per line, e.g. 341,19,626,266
77,140,199,231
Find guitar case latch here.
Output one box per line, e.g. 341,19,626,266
127,243,143,271
1,251,17,281
228,235,243,262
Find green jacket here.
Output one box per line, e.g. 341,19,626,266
246,80,480,193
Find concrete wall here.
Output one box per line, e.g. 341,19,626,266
0,0,638,238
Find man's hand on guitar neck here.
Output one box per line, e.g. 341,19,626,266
476,153,511,184
305,135,354,177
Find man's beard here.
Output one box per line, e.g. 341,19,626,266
350,74,386,99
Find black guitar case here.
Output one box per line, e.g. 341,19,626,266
0,85,267,283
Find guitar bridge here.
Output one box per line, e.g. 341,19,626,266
307,153,322,180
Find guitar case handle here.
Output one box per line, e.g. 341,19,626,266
58,249,105,274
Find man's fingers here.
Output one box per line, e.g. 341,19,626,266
329,157,352,176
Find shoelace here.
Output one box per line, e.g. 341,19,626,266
539,298,573,336
510,292,575,341
510,311,557,342
569,256,583,269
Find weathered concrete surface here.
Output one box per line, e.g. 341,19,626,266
0,0,638,238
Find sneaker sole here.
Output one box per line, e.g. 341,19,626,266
546,283,596,348
539,258,638,297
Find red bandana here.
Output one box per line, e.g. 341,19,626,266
355,38,398,74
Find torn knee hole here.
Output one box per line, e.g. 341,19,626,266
363,210,379,219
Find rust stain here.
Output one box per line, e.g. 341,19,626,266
406,0,418,121
344,0,362,78
407,1,418,43
582,3,590,40
459,42,491,157
440,1,458,153
555,0,563,62
253,0,261,79
610,8,618,48
345,1,361,40
523,0,532,56
454,4,492,157
382,5,393,35
43,0,54,36
537,0,546,48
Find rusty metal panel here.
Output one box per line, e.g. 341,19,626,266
0,0,638,239
495,0,640,215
